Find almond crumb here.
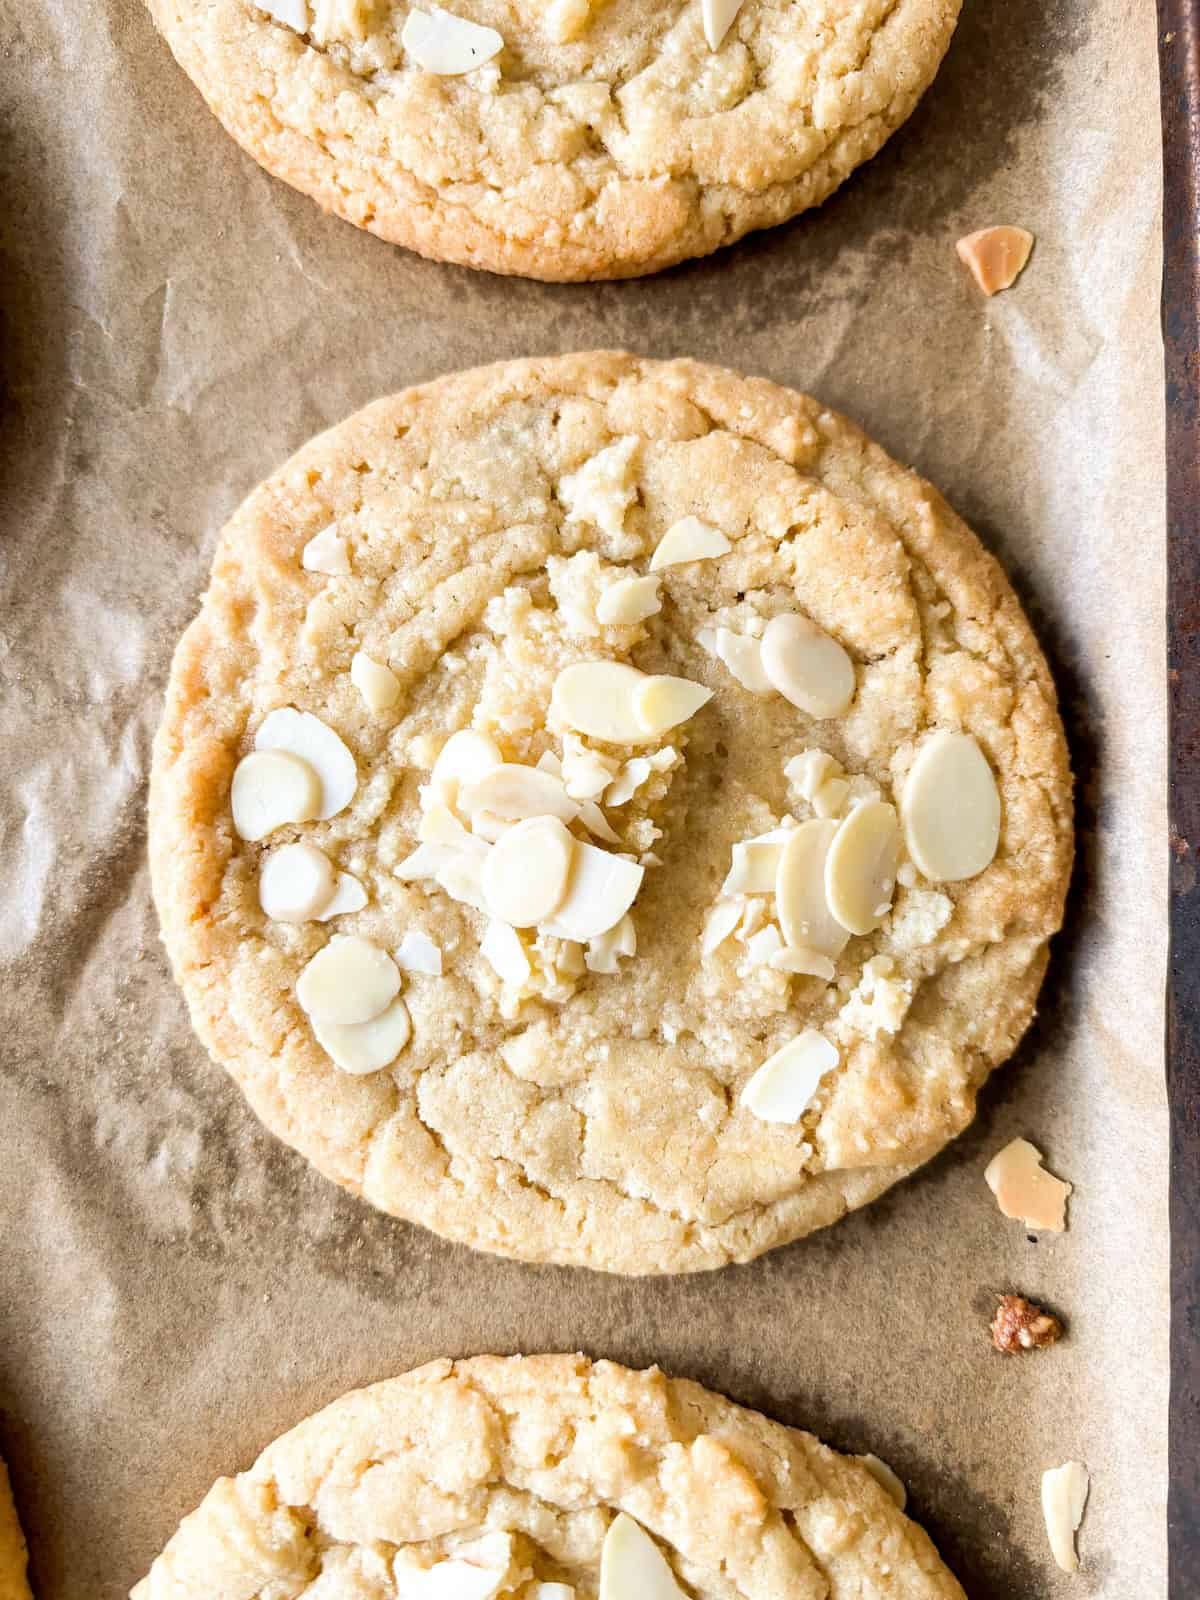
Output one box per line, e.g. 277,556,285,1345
990,1294,1063,1353
956,225,1034,295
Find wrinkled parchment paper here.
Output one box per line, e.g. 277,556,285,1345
0,0,1167,1593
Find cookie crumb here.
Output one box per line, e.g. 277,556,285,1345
956,225,1034,295
990,1293,1063,1353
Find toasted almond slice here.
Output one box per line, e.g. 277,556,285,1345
296,935,400,1025
461,763,577,823
632,674,713,737
984,1138,1072,1231
702,898,743,955
776,819,850,958
256,708,357,820
740,1030,839,1123
429,729,503,808
300,522,348,573
957,226,1034,296
550,661,647,744
258,842,336,922
313,997,411,1075
824,800,900,935
722,839,784,896
1041,1461,1088,1573
702,0,743,49
401,5,502,72
231,749,321,842
395,841,456,881
902,729,1001,881
395,931,443,974
584,912,636,973
315,871,368,921
649,516,731,570
482,815,575,928
761,613,855,718
350,651,401,714
770,946,835,980
480,919,531,986
542,839,643,941
599,1513,686,1600
714,628,772,694
858,1454,907,1511
596,574,661,625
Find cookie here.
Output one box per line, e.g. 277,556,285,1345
132,1354,964,1598
149,353,1073,1274
145,0,960,280
0,1456,31,1600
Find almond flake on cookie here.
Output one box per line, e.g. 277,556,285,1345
396,930,444,974
596,573,661,625
301,522,349,574
313,868,367,920
702,0,744,50
256,708,357,820
231,748,321,841
740,1030,839,1123
649,515,730,570
402,6,503,74
351,650,401,714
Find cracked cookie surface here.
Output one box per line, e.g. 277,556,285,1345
132,1354,965,1599
144,0,960,279
148,352,1072,1274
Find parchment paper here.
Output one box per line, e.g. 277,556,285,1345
0,0,1167,1593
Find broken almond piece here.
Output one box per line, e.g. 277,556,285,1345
315,871,368,920
984,1138,1072,1231
480,919,531,986
461,764,577,824
761,613,855,718
632,673,713,737
258,842,336,921
701,0,744,51
296,935,401,1025
956,226,1034,296
770,946,835,980
713,627,772,694
481,815,574,928
313,997,411,1075
722,838,785,896
393,1553,509,1600
740,1029,839,1123
649,516,731,570
256,707,357,820
541,839,643,941
596,574,661,626
599,1513,686,1600
990,1294,1063,1353
824,800,900,935
301,522,348,574
230,748,321,842
1041,1461,1089,1573
702,898,743,955
902,729,1000,881
395,930,443,975
551,661,647,744
857,1454,907,1511
776,818,850,958
350,651,401,714
429,729,503,809
401,5,502,73
584,912,636,973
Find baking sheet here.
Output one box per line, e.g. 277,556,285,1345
0,0,1167,1594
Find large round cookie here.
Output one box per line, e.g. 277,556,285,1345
149,353,1072,1274
133,1354,964,1598
145,0,960,280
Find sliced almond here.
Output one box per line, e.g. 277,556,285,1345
740,1030,839,1123
350,651,401,714
702,898,743,956
599,1514,686,1600
230,749,321,842
535,750,563,778
429,729,503,809
420,800,484,852
605,756,651,806
649,516,731,570
956,226,1034,296
395,930,443,975
584,912,636,974
714,628,772,694
301,522,348,573
258,842,336,922
395,841,456,881
743,923,784,967
256,708,357,820
770,946,835,980
632,673,713,737
901,729,1001,882
824,800,900,935
858,1454,907,1511
401,5,502,72
561,737,619,801
784,748,843,802
542,840,643,941
702,0,743,49
315,871,368,920
984,1138,1072,1231
722,839,784,896
480,919,531,986
436,850,490,913
596,574,661,626
461,763,577,824
1041,1461,1088,1573
296,935,400,1025
470,810,511,844
761,613,855,718
392,1553,509,1600
577,799,621,844
812,776,850,818
482,815,575,928
776,819,850,958
550,661,647,745
313,997,411,1075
